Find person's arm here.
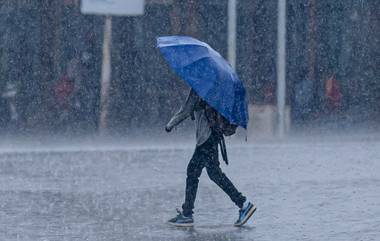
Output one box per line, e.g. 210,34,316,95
166,89,199,132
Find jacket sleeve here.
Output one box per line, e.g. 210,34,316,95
166,89,199,131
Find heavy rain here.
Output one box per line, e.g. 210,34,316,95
0,0,379,240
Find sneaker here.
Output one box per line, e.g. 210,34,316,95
234,202,256,227
168,209,194,227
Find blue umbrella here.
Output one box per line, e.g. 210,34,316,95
157,36,249,129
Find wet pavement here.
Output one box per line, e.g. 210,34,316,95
0,136,380,241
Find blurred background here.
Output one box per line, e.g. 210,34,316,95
0,0,379,138
1,2,380,240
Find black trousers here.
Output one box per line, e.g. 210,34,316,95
182,132,246,216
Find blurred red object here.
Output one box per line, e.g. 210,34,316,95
63,0,79,7
54,74,74,109
325,74,342,110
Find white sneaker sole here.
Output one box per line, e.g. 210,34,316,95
234,205,257,227
168,221,194,227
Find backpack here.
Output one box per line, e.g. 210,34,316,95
203,103,238,136
200,102,236,165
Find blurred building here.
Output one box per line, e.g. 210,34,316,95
0,0,379,134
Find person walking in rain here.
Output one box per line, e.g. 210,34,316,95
158,35,256,227
165,88,256,227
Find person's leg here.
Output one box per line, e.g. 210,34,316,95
205,135,246,208
182,146,206,217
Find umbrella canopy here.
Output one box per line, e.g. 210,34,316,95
157,36,249,128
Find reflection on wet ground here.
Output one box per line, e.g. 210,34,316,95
0,139,380,240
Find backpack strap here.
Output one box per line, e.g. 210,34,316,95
202,103,229,165
212,130,228,165
218,134,229,165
